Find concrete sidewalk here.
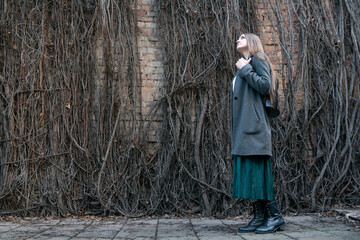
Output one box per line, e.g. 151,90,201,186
0,214,359,240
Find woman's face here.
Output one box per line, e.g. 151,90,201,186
236,34,248,52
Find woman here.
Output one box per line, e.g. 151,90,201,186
231,33,285,234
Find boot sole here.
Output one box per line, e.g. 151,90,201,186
255,223,285,234
238,229,256,233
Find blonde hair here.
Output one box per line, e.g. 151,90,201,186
243,33,277,99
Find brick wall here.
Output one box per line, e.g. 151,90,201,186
256,0,284,98
255,0,300,104
137,0,164,114
136,0,164,143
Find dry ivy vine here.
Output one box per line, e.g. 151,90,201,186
0,0,359,217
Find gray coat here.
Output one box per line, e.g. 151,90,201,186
230,54,272,156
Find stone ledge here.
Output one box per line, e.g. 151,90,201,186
333,208,360,221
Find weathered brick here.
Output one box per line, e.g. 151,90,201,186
138,0,154,5
137,10,147,16
137,21,146,28
146,73,165,81
140,28,152,34
142,80,155,87
147,11,157,17
264,45,278,52
138,16,154,22
141,5,152,11
261,32,278,39
145,22,157,28
147,61,163,67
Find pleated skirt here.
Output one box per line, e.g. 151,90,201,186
232,155,275,201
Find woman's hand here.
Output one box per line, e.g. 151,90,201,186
236,58,251,70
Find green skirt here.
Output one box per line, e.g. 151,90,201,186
232,155,275,200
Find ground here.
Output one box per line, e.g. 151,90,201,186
0,209,359,239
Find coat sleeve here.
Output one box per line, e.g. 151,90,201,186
238,56,271,96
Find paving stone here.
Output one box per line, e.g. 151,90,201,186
23,219,61,226
58,219,93,225
90,224,123,231
191,219,223,226
199,237,242,240
157,237,198,240
156,229,195,238
193,224,239,239
10,225,52,233
0,225,20,232
158,218,189,224
0,231,37,239
295,237,358,240
128,219,158,225
34,229,77,237
239,232,293,240
76,230,118,238
115,224,156,238
221,219,247,226
0,222,22,227
27,236,70,240
114,238,154,240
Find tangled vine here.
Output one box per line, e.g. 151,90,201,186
0,0,359,217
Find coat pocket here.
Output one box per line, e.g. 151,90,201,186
243,106,261,134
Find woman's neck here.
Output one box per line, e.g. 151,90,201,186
242,51,250,60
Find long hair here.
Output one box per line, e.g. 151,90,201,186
243,33,277,102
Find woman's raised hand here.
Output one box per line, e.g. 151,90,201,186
236,58,251,70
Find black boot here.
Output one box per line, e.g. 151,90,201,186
255,200,285,234
238,200,265,233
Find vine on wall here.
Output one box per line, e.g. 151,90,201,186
0,0,359,217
